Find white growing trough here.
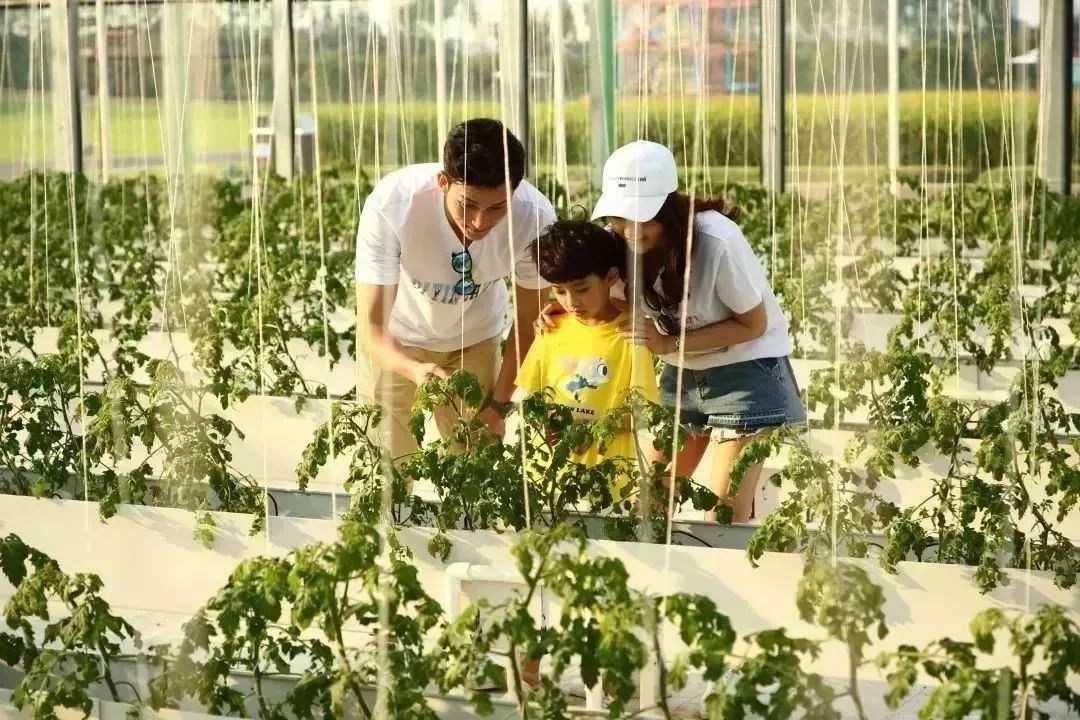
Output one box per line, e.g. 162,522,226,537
1,495,1079,719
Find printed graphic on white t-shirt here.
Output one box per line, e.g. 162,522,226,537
410,277,501,305
355,163,556,352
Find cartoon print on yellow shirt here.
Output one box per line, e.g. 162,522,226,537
558,357,610,401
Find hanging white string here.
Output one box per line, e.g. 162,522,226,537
26,7,37,315
720,2,742,187
389,3,410,167
829,0,853,567
300,0,337,527
629,0,650,542
366,5,386,503
495,0,531,531
947,0,961,390
457,2,468,357
549,0,569,196
787,0,800,342
251,0,273,549
662,0,707,560
917,0,929,347
368,8,395,720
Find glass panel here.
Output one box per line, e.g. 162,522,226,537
0,3,53,177
101,2,165,174
616,0,762,188
525,0,596,210
189,2,273,173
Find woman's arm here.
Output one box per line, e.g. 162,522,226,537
671,301,768,353
620,302,768,355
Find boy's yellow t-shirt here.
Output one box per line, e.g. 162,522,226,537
515,312,659,471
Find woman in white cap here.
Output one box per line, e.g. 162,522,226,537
539,140,804,522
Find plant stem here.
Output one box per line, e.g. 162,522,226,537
848,647,868,720
272,315,313,395
648,603,673,720
251,640,270,719
328,596,373,718
507,638,529,720
95,640,122,702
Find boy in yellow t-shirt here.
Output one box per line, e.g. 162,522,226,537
515,219,659,483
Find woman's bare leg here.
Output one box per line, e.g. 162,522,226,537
644,434,710,516
704,431,770,522
650,433,710,478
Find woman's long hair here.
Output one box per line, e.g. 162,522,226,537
636,192,740,309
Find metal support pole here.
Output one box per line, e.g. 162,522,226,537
95,0,111,180
887,0,899,191
518,0,529,159
50,0,81,174
760,0,785,193
434,0,448,141
1037,0,1072,194
272,0,295,179
589,0,616,187
598,0,616,155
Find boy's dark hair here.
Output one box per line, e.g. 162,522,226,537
442,118,525,189
529,220,627,284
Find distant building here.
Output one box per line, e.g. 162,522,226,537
616,0,760,95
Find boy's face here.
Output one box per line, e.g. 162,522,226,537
438,172,511,243
551,268,620,322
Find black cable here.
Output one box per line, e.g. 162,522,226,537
671,530,714,548
266,492,280,516
113,680,142,703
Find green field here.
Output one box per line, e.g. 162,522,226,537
0,90,1062,176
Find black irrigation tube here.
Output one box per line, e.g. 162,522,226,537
670,530,714,548
266,491,280,517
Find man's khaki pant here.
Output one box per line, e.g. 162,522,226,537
356,337,501,463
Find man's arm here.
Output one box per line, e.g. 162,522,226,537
356,282,443,386
490,283,545,405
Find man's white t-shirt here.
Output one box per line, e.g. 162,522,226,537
632,210,791,370
355,163,556,352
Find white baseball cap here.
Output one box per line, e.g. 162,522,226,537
591,140,679,223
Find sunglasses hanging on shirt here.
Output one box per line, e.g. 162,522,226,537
451,249,477,297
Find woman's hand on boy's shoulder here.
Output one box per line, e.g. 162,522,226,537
618,316,675,355
533,302,564,335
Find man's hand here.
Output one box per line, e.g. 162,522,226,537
477,406,506,439
409,362,449,386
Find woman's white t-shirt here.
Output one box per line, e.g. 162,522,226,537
632,210,791,370
355,163,555,352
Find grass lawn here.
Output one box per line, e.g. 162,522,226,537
0,99,269,164
1,92,1075,188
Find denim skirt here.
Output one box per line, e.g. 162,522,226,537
659,356,807,437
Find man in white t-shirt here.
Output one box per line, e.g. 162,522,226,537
355,118,556,462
